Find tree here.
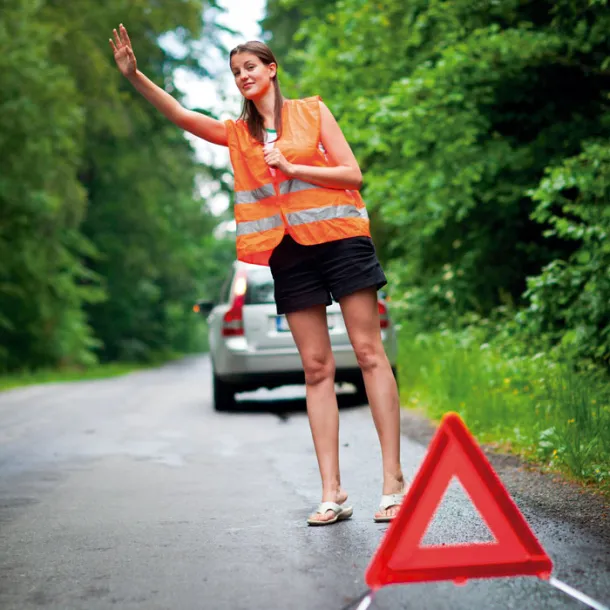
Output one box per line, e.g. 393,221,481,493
0,0,234,370
0,0,102,371
261,0,336,75
263,0,610,362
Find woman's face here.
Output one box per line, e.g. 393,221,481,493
230,52,276,100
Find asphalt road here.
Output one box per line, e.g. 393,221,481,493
0,355,608,609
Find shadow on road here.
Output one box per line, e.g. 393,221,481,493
228,386,367,421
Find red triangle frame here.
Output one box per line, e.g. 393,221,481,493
365,412,552,589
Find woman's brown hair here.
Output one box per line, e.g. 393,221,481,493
229,41,284,143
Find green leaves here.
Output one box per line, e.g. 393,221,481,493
0,0,91,370
264,0,610,362
0,0,231,371
523,142,610,362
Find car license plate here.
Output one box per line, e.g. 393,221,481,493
275,313,339,332
276,315,291,332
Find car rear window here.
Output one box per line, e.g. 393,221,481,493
245,268,275,305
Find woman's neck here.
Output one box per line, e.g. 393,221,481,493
254,87,277,129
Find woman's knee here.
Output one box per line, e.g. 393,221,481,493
302,352,335,386
352,339,385,373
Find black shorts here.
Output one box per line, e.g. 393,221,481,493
268,234,387,315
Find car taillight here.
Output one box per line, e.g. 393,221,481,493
222,271,247,337
378,300,389,329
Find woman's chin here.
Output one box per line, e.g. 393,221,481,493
242,90,259,100
241,84,272,101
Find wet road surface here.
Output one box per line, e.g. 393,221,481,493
0,355,608,609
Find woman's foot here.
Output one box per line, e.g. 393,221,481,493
308,488,349,524
374,474,406,521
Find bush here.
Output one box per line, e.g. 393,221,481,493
520,142,610,364
397,324,610,490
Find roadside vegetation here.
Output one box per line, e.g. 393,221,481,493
0,1,233,378
0,362,162,392
396,325,610,493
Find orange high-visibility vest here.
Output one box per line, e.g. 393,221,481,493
224,96,371,266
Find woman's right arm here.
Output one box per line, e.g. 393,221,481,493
126,70,228,145
110,24,228,147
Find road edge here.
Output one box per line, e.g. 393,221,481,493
399,407,609,544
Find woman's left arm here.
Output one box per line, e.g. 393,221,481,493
263,101,363,190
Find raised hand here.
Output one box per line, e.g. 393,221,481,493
109,24,137,77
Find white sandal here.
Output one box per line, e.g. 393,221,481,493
374,492,405,522
307,501,353,526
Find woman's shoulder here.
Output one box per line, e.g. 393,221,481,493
285,96,325,118
224,117,248,134
223,118,251,148
224,116,245,126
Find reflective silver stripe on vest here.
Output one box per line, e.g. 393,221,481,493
236,214,283,236
286,204,369,226
234,183,276,205
279,179,320,196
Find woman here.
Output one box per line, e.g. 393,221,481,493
110,25,406,525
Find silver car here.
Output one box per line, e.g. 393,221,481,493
196,261,398,411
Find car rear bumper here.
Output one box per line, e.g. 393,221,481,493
215,339,359,376
213,330,397,390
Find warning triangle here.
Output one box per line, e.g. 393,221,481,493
365,412,553,588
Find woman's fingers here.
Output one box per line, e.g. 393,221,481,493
264,150,282,165
120,24,132,49
109,38,117,53
112,28,122,48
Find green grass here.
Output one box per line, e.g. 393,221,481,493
397,327,610,493
0,354,184,393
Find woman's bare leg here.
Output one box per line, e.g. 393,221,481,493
286,304,348,523
339,287,404,519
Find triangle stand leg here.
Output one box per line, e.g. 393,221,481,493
549,577,609,610
339,589,375,610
